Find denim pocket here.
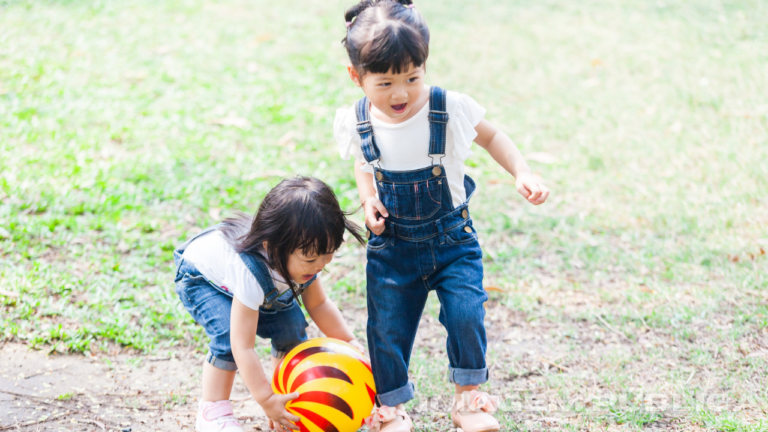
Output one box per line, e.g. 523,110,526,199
260,301,295,315
378,177,442,220
367,233,393,251
177,273,221,311
445,225,478,246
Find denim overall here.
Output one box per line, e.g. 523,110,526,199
357,87,488,407
173,226,317,371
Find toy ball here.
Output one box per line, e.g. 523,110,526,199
272,338,376,432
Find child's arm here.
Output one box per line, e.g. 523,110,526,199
301,278,363,351
355,162,388,234
473,120,550,205
230,298,301,431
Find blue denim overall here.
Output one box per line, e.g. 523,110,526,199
173,226,317,371
356,87,488,406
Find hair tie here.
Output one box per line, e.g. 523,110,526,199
406,4,415,8
346,21,353,27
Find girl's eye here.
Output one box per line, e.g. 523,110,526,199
379,82,391,87
305,259,317,263
407,77,419,83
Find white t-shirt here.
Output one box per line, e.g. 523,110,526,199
181,230,301,311
334,87,486,208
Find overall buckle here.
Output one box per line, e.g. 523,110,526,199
428,110,449,124
356,120,372,134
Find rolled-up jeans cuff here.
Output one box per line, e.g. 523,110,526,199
376,382,415,407
206,351,238,371
448,366,489,386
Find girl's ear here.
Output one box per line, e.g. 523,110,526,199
347,65,363,87
262,241,268,250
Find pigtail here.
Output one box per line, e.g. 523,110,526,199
344,0,375,28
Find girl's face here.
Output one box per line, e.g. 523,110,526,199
287,249,334,283
348,63,427,123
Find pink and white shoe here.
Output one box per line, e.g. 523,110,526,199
196,400,243,432
364,405,413,432
451,391,501,432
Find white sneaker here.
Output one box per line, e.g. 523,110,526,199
196,400,244,432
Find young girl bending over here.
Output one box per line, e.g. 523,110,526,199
174,177,365,432
334,1,550,431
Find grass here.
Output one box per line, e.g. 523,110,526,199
1,0,767,430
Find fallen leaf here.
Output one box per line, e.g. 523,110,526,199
485,286,504,293
739,342,751,356
254,33,275,43
0,288,20,298
728,254,740,263
277,131,297,146
160,229,180,240
525,152,559,165
209,117,250,128
155,45,174,55
760,247,765,256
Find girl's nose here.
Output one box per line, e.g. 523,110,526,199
393,87,408,99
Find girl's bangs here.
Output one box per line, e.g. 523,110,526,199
361,25,428,74
295,222,344,257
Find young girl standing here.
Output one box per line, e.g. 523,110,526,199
334,1,550,431
174,177,365,432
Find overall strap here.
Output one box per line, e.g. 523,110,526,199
428,86,449,164
237,252,282,307
355,96,382,165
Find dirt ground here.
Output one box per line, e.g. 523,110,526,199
3,288,766,431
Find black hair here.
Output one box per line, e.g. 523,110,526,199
342,0,430,77
219,176,364,304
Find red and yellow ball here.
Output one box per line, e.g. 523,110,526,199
272,338,376,432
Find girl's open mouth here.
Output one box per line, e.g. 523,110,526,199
302,274,315,280
391,103,407,114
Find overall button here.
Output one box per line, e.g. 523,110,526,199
376,172,383,181
461,209,469,219
432,166,442,176
464,226,473,233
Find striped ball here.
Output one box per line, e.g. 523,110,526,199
272,338,376,432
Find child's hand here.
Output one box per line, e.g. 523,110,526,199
515,172,550,205
363,197,388,235
261,392,300,431
348,339,366,355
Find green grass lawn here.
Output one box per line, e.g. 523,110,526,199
1,0,767,430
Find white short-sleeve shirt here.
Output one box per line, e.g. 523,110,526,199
334,87,486,208
181,231,304,311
